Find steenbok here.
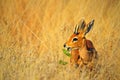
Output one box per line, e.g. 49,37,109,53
64,19,98,70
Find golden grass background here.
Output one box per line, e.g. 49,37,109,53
0,0,120,80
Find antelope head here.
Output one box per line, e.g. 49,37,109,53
64,19,94,51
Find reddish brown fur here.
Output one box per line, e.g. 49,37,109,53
64,19,98,70
86,40,95,49
70,49,79,67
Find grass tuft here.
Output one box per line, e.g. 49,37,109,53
59,60,68,65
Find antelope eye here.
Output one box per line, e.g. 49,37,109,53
73,38,78,42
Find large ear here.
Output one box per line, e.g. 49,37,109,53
78,19,86,30
74,19,86,34
84,19,94,36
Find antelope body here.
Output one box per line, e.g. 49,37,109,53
64,19,98,70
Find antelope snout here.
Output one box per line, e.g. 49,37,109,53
67,47,71,51
63,43,71,51
63,44,66,48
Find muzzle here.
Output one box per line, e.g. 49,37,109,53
63,44,72,51
63,43,79,51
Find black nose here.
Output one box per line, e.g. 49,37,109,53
64,44,66,47
67,47,70,51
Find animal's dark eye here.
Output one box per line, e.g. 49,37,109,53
73,38,78,42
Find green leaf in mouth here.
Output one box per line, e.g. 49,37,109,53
62,49,71,57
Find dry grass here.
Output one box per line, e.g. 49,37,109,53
0,0,120,80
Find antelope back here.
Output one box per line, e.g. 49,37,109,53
64,19,94,50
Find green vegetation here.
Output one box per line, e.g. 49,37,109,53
59,60,68,65
58,49,70,65
62,49,71,57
